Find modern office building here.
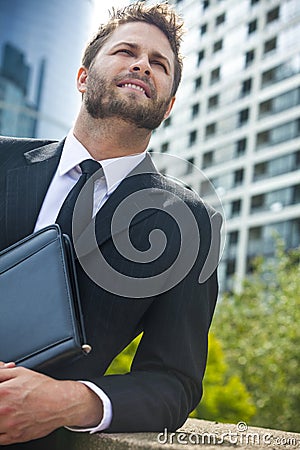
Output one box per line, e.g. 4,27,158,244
149,0,300,291
0,0,94,139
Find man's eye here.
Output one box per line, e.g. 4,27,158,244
153,61,167,72
116,49,132,55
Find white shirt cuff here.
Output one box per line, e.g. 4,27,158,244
65,380,112,433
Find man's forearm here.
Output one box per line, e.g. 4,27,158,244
0,365,103,445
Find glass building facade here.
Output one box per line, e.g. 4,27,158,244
149,0,300,291
0,0,94,138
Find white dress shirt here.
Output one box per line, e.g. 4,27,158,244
34,130,146,433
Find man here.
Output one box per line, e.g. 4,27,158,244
0,2,222,448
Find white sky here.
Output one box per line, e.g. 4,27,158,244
90,0,130,33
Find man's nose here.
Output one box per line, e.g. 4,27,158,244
129,56,151,76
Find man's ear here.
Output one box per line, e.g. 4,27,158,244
163,96,176,120
77,67,88,94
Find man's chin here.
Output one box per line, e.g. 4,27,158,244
118,88,149,101
85,97,164,129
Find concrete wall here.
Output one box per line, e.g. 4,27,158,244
61,418,300,449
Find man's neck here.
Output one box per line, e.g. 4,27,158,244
73,110,152,161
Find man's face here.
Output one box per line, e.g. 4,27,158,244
81,22,175,130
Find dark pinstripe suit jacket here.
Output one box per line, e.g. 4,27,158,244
0,136,222,447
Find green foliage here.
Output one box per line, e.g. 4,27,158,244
190,333,256,423
105,332,256,425
212,243,300,432
105,334,142,375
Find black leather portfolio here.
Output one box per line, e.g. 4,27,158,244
0,224,91,371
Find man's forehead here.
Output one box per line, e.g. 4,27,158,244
104,21,174,59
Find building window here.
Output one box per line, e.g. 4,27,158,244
259,99,272,116
194,76,202,91
296,149,300,167
264,37,277,54
249,226,262,241
253,161,268,180
254,151,300,181
192,103,200,118
251,186,300,212
245,49,255,67
226,259,236,276
261,56,300,88
236,138,247,156
210,67,220,84
234,168,244,186
251,194,265,211
208,94,219,109
229,230,239,244
241,78,252,96
186,157,195,174
213,39,223,53
266,6,280,23
256,119,300,149
260,88,300,117
261,67,276,86
239,108,249,126
203,0,210,10
256,130,270,147
216,13,225,26
197,50,205,66
203,150,214,168
161,142,169,153
293,184,300,204
231,200,241,217
200,23,207,35
248,19,257,34
205,122,216,137
189,130,197,146
200,179,211,196
163,117,171,128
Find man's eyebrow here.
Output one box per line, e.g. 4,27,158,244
111,41,171,71
151,51,171,72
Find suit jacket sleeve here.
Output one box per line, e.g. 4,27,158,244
90,207,222,432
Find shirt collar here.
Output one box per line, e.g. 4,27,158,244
60,130,147,194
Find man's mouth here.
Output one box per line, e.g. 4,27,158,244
117,80,151,98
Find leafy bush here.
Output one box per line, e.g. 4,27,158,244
212,243,300,432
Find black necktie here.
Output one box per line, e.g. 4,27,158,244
56,159,102,239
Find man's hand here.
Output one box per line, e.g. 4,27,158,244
0,363,103,445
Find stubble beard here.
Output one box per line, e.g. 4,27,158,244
84,70,171,130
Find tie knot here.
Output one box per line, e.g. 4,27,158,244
80,159,101,176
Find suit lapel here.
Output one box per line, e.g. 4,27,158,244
5,140,63,245
95,153,163,247
74,154,165,257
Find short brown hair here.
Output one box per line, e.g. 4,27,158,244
82,2,184,96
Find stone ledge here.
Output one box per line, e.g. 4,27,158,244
65,418,300,449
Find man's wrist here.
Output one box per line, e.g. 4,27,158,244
60,380,103,429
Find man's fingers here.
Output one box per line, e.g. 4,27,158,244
0,362,16,368
4,362,16,368
0,367,18,382
0,362,16,372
